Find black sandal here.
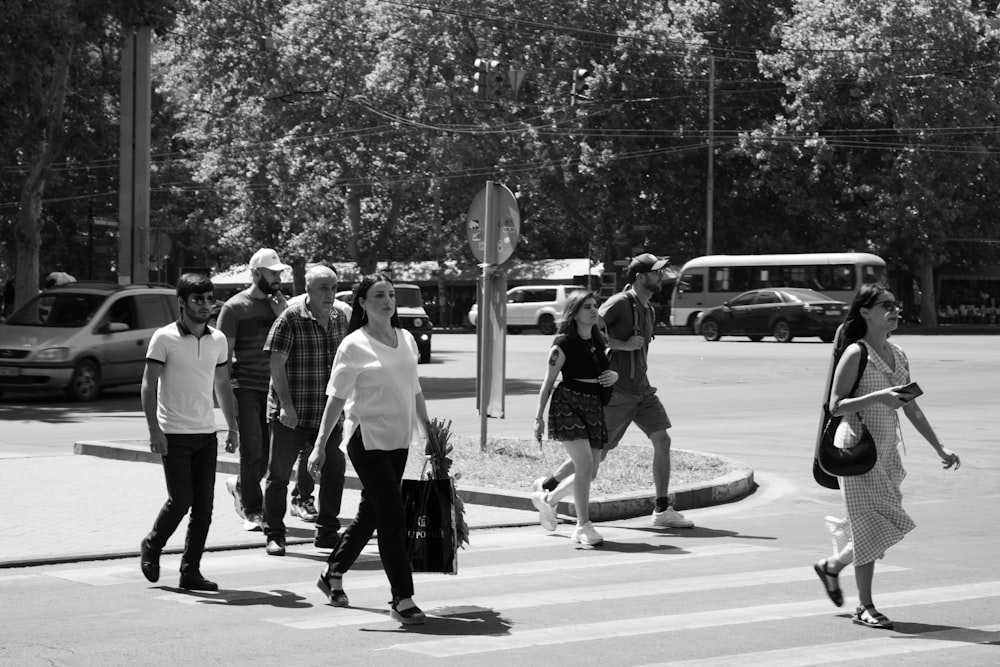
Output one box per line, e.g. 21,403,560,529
813,558,843,607
852,604,894,630
390,597,426,625
316,569,349,607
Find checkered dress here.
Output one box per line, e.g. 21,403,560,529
836,340,915,566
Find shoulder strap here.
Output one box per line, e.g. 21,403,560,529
849,343,868,398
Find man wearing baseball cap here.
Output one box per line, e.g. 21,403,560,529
218,247,321,531
533,253,694,529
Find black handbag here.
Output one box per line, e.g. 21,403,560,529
813,344,877,486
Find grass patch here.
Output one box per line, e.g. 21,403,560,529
405,435,736,497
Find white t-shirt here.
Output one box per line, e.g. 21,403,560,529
327,327,423,451
146,321,229,433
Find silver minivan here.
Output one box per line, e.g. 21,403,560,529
0,283,177,401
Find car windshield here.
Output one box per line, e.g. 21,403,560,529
781,288,834,302
394,288,423,308
5,293,105,327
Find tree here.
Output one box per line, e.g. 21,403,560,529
0,1,178,309
740,0,1000,323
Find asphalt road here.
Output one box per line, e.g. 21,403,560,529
1,333,997,665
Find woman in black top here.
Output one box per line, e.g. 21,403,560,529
532,291,617,546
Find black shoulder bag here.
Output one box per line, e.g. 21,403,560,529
812,344,877,489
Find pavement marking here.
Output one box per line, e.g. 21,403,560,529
46,551,307,586
391,581,1000,657
263,561,905,631
49,533,770,589
146,542,774,608
642,623,1000,666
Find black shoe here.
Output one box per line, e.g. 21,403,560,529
390,597,426,625
178,569,218,592
140,539,160,583
266,534,286,556
313,531,340,550
291,499,319,523
316,568,350,607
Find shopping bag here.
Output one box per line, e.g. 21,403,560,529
401,478,458,574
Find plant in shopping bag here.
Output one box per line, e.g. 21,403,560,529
424,417,469,548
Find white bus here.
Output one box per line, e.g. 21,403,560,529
670,252,888,332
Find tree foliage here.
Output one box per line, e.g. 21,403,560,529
4,0,1000,320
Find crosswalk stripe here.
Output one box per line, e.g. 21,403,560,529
646,623,1000,666
47,552,308,586
264,562,906,630
142,541,771,607
121,541,769,598
393,581,1000,657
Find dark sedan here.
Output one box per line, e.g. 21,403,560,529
696,288,849,343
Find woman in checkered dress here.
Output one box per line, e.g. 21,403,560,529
813,283,961,630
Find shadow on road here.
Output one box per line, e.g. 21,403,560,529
627,526,778,541
361,606,514,636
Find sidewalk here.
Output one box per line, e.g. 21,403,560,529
0,440,753,569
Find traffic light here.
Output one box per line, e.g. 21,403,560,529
473,58,504,102
571,67,591,105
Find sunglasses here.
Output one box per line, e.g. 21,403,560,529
872,299,902,311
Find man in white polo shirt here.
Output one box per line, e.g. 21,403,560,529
139,273,238,591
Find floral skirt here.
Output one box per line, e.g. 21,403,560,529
548,383,608,450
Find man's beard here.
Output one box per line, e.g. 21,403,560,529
645,276,662,293
256,275,277,295
183,303,211,324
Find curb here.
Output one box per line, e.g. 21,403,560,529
73,440,756,521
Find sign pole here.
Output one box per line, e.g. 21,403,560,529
479,181,498,450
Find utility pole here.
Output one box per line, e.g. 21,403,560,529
706,53,715,256
119,26,152,285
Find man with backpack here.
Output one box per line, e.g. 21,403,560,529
532,253,694,529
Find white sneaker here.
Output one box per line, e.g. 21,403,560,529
242,513,263,532
652,506,694,528
530,491,558,531
571,522,604,546
824,516,849,555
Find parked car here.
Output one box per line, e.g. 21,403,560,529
696,287,848,343
336,283,432,363
468,284,587,335
0,282,177,400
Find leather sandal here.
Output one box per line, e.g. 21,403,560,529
852,604,894,629
390,597,426,625
813,558,843,607
316,569,349,607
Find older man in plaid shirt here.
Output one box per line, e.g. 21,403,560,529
262,265,348,556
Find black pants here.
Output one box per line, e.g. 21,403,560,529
327,430,412,600
263,420,345,540
145,433,217,573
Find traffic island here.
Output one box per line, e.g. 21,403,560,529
74,440,755,522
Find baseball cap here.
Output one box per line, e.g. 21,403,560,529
626,253,668,283
249,248,291,272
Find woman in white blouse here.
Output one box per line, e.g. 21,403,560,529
308,273,430,625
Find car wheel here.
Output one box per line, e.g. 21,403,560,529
506,326,520,335
701,318,721,341
419,347,431,364
688,313,701,334
819,333,834,343
772,320,793,343
538,314,556,336
67,359,101,401
748,335,764,342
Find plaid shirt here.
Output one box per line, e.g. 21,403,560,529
264,298,348,429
